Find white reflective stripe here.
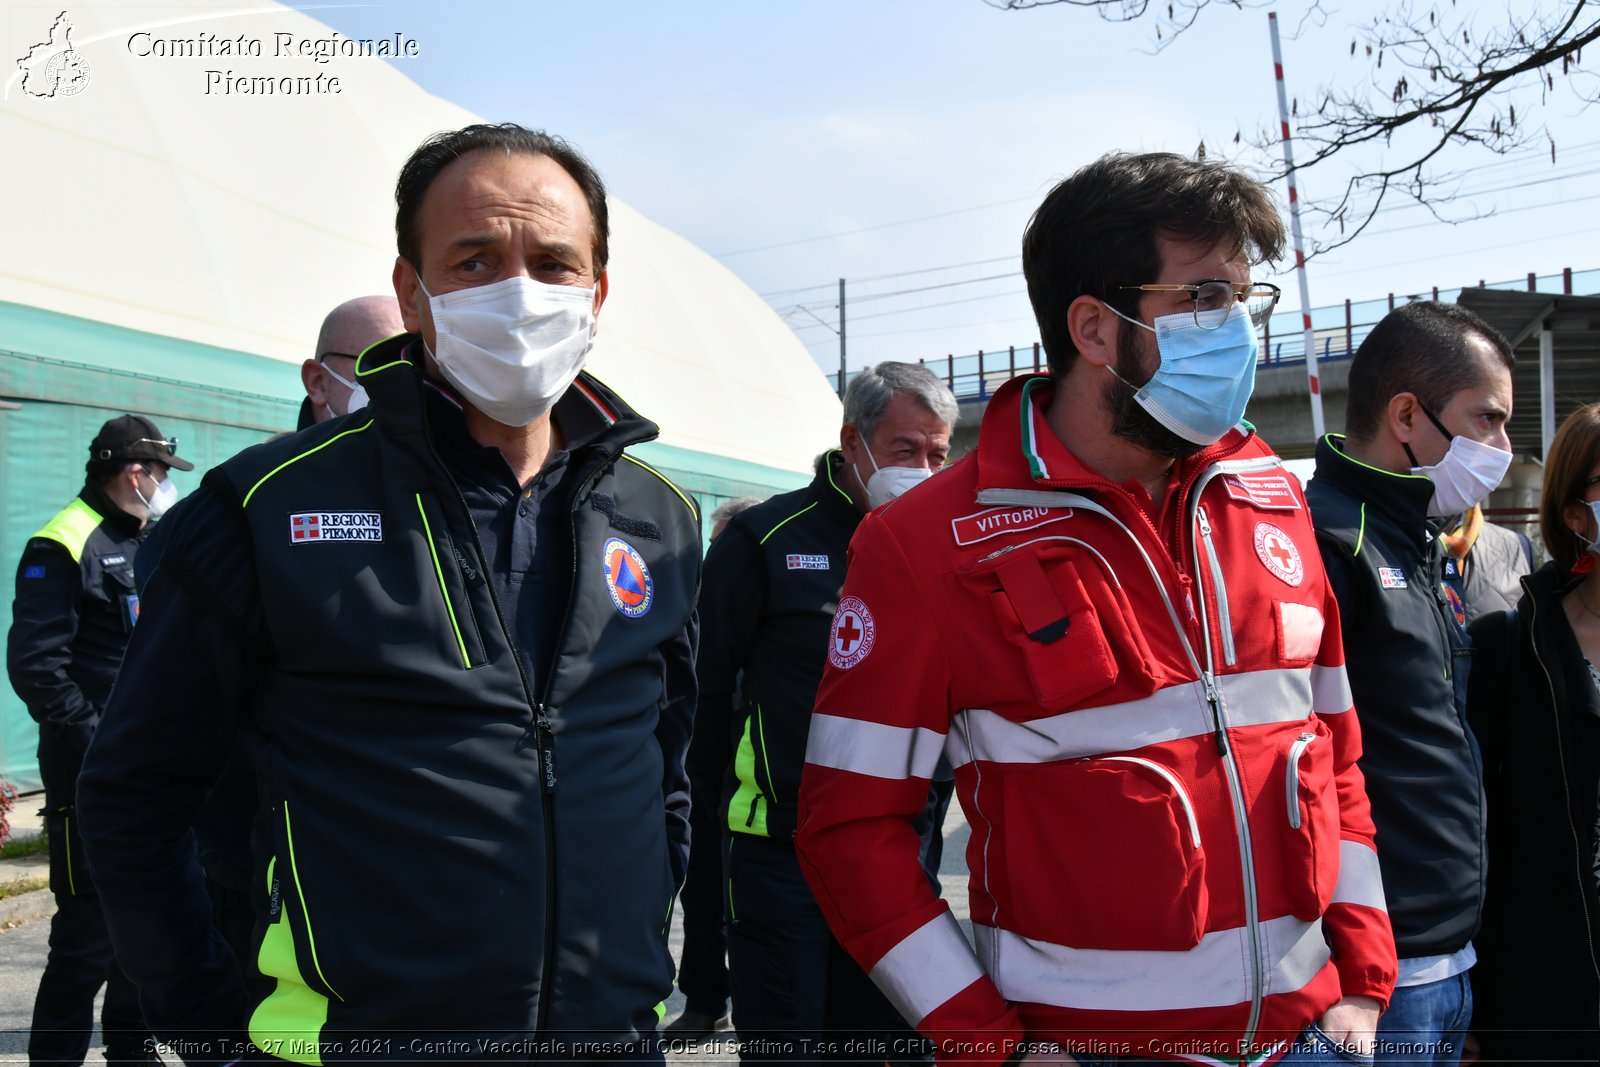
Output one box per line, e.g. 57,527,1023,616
948,669,1313,769
1332,840,1388,911
1311,664,1353,715
974,914,1331,1012
869,912,987,1025
805,714,947,781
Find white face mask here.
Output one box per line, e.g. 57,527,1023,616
417,272,596,427
855,440,933,510
136,474,179,519
321,364,368,418
1411,434,1513,518
1577,500,1600,556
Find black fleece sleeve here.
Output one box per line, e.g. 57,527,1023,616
7,539,96,751
77,480,263,1067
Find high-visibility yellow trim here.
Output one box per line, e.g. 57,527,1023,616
32,499,103,563
621,454,700,521
759,502,816,546
654,1002,666,1024
250,855,328,1066
727,717,769,837
64,815,77,895
415,495,471,668
282,802,342,1002
241,421,375,508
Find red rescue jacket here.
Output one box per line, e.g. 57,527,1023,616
795,376,1396,1066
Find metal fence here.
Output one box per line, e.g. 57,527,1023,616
832,266,1600,401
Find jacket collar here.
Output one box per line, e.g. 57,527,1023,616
813,449,864,527
353,334,660,466
79,478,142,538
974,373,1252,496
1314,434,1440,537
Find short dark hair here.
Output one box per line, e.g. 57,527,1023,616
1344,301,1514,443
1022,152,1285,376
395,123,609,274
1540,402,1600,572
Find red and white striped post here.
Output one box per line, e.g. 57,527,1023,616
1268,11,1326,439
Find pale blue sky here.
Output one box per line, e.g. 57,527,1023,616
292,0,1599,375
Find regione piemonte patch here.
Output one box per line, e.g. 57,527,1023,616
828,596,876,670
289,512,382,543
1253,522,1304,587
602,537,654,618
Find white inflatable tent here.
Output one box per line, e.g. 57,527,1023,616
0,0,841,790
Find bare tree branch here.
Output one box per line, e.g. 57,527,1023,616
987,0,1600,258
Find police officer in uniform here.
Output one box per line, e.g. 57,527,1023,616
7,413,191,1066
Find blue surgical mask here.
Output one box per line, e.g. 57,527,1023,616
1103,302,1259,446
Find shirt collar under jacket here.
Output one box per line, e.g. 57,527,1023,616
1313,433,1441,540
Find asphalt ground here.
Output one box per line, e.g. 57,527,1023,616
0,797,973,1066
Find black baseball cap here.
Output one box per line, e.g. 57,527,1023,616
88,414,195,472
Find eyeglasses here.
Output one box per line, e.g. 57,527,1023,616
1117,280,1282,330
317,351,358,363
133,436,179,457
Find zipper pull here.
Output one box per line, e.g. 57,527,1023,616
1201,671,1229,756
534,704,557,794
1197,506,1213,537
1178,572,1198,625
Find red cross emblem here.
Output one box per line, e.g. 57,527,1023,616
829,596,876,670
1254,522,1304,587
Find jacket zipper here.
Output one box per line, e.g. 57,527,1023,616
528,458,609,1035
1184,469,1267,1047
1095,756,1202,847
1196,506,1236,667
1527,588,1600,1026
1285,732,1317,829
420,430,578,1043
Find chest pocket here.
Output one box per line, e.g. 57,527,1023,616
98,564,140,632
974,544,1161,712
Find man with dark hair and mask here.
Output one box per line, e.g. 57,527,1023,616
8,413,191,1067
794,152,1396,1067
76,124,700,1066
1306,300,1515,1067
689,361,955,1061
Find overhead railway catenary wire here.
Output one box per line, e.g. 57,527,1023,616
752,138,1600,316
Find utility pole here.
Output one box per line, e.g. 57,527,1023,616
1269,11,1326,438
838,278,847,396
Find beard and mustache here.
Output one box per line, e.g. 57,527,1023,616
1104,319,1205,461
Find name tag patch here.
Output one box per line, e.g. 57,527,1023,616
952,505,1072,546
98,554,127,568
1378,567,1408,589
289,512,383,543
1223,473,1302,511
787,554,830,570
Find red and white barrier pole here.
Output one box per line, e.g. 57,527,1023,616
1269,11,1326,439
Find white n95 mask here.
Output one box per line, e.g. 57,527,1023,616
856,444,933,510
417,273,597,427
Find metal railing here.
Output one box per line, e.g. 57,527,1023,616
831,266,1599,401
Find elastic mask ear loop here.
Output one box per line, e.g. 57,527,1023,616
1406,402,1455,468
1098,300,1154,391
854,435,883,497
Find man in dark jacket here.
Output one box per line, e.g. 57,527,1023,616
1307,301,1515,1066
692,361,955,1063
76,124,700,1066
7,413,191,1066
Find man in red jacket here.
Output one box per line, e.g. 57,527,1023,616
794,152,1397,1067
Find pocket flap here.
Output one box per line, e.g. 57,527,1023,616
994,551,1070,644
